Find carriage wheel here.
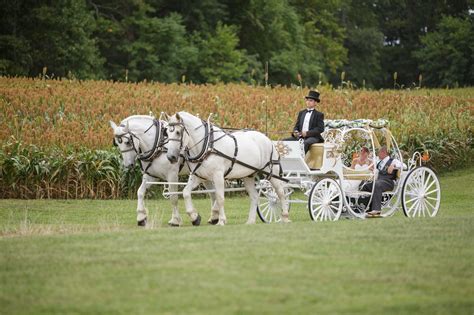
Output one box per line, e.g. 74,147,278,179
401,166,441,217
256,181,292,223
308,178,343,222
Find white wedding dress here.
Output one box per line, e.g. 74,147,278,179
342,163,370,192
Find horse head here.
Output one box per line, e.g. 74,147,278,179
110,120,137,168
166,112,187,164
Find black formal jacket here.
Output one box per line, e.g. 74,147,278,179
293,109,325,141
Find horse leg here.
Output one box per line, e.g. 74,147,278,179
270,178,291,223
136,175,151,226
212,172,227,226
243,177,258,224
167,171,182,227
183,175,203,226
203,181,219,225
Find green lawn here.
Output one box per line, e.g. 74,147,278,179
1,168,473,314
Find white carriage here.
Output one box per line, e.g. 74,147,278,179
256,119,441,222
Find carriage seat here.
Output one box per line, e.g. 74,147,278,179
304,143,324,169
342,167,373,181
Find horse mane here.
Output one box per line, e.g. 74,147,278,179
120,115,155,125
176,111,221,131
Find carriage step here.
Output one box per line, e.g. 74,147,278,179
366,213,382,218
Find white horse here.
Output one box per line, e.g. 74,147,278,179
110,115,218,226
166,111,290,226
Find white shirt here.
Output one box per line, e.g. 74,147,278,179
302,110,313,132
376,156,402,171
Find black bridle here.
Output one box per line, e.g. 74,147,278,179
113,133,135,153
114,119,167,162
167,119,212,163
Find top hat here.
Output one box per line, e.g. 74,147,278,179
305,90,320,102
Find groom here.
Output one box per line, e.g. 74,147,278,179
286,90,325,153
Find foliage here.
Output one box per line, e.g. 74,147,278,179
0,0,105,79
0,140,142,199
0,0,472,87
414,16,474,87
119,8,197,82
196,23,249,83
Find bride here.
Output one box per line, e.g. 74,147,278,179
350,146,372,170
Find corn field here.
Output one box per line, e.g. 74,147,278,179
1,77,473,199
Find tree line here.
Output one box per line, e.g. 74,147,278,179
1,0,472,88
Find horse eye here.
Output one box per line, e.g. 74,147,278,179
176,131,180,136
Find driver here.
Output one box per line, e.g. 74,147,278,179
285,90,325,153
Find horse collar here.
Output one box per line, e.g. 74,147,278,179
185,120,213,163
137,119,166,162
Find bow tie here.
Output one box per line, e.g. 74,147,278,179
307,109,314,112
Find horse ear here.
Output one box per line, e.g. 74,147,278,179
161,112,170,121
109,121,118,131
123,120,130,133
175,112,181,121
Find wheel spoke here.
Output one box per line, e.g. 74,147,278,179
423,177,436,192
261,204,270,219
407,182,420,193
413,201,421,217
329,205,340,218
404,195,418,204
420,200,426,217
425,188,439,196
322,207,328,221
314,206,323,221
424,198,436,215
268,206,274,222
326,207,332,221
407,198,420,216
327,207,335,220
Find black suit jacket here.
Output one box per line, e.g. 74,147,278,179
293,109,325,142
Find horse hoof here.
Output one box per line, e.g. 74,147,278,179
208,219,219,225
137,218,147,227
168,222,180,227
192,214,201,226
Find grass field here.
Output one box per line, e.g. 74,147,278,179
1,168,473,314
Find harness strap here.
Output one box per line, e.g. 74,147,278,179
222,133,238,178
211,149,289,183
138,119,165,162
185,120,212,162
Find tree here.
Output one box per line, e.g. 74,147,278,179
92,2,198,82
0,1,33,76
196,23,249,83
414,16,474,87
291,0,348,85
149,0,229,33
376,0,471,87
225,0,323,85
26,0,104,79
341,1,384,88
